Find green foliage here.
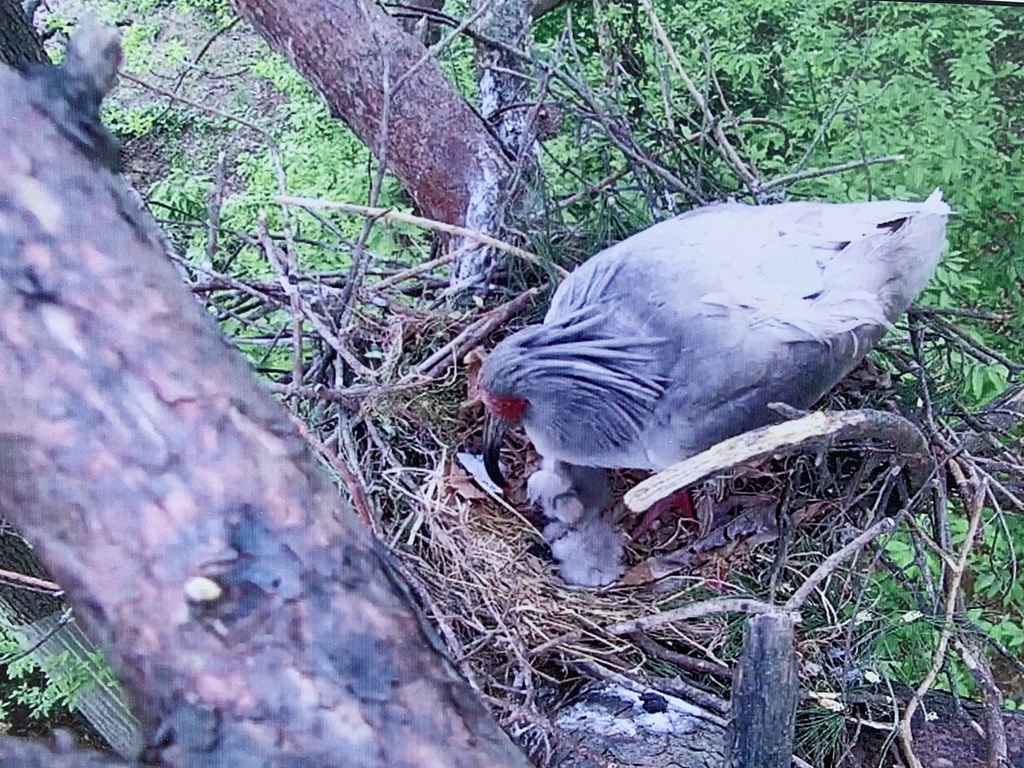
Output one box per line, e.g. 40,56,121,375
0,629,99,724
174,0,234,25
866,506,1024,703
149,168,213,222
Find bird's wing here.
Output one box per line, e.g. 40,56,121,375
549,190,949,344
541,192,949,468
690,190,950,342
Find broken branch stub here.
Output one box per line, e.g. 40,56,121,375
625,409,933,513
723,613,799,768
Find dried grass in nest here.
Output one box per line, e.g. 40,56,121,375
364,353,950,757
382,397,873,695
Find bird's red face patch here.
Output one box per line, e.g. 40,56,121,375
483,392,528,422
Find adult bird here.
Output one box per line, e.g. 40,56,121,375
478,190,951,586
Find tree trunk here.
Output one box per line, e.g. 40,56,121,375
457,0,538,285
231,0,512,284
0,35,529,768
0,0,48,68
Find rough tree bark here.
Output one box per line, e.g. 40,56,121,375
723,614,798,768
459,0,538,284
231,0,513,286
0,32,529,768
0,0,48,68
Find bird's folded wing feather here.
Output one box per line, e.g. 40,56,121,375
550,191,949,345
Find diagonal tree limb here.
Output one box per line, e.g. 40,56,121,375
231,0,514,279
0,33,529,768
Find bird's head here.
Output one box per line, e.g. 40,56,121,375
477,309,667,488
478,342,530,488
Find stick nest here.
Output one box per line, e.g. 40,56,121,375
169,190,1024,763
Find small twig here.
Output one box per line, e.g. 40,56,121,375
953,634,1008,768
391,0,493,96
204,150,226,270
0,608,76,668
631,631,731,677
853,108,873,199
413,288,542,380
703,37,756,170
790,25,879,175
367,244,471,292
768,481,792,603
929,315,1023,373
338,44,395,326
626,409,930,513
645,674,730,716
120,71,278,148
912,306,1008,322
287,413,377,534
760,154,905,192
784,517,896,611
256,221,371,378
169,253,284,305
164,17,242,98
638,0,760,194
258,213,305,391
532,597,787,657
898,460,987,768
552,167,629,210
0,567,62,595
571,659,728,728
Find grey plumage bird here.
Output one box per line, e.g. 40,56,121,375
479,190,951,586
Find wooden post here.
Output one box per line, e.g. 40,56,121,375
724,612,799,768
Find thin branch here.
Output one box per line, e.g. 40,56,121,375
530,598,788,656
0,567,62,595
898,461,987,768
638,0,760,194
276,196,567,277
287,413,378,535
761,154,905,192
784,517,896,611
409,287,543,380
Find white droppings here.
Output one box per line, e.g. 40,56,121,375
184,576,222,603
555,683,709,738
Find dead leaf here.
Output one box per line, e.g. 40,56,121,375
462,346,488,410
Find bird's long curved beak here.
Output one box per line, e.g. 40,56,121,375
482,412,509,488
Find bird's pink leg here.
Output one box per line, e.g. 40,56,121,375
629,488,695,540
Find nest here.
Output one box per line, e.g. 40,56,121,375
160,187,1024,763
149,48,1024,762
